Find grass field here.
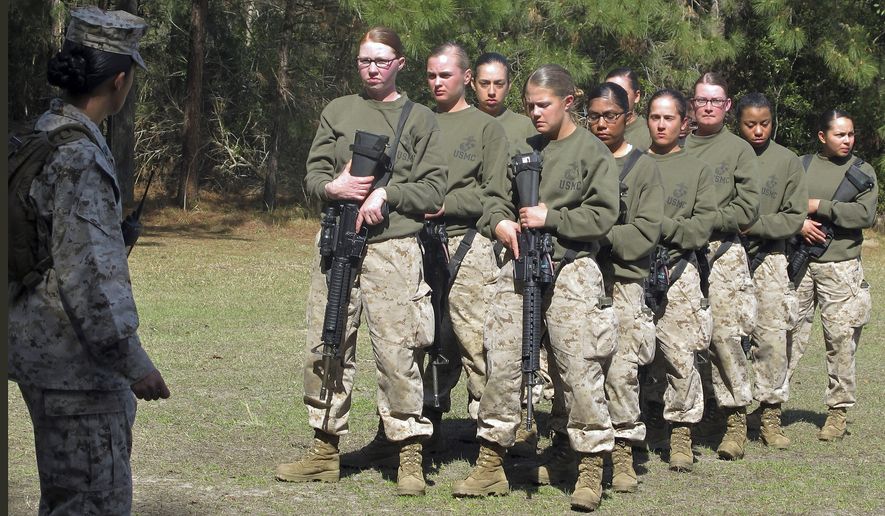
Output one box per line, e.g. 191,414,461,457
8,208,885,515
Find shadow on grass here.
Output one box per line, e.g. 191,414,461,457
782,408,827,428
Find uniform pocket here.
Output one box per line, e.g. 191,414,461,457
691,297,714,352
410,281,435,349
846,279,872,328
736,274,758,336
584,300,618,360
635,306,657,365
782,282,800,329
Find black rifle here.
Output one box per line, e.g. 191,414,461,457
418,220,450,408
695,244,711,298
317,130,390,404
644,245,671,313
787,159,873,284
511,151,554,432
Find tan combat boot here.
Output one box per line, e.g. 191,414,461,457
760,403,790,449
396,439,426,496
533,431,576,486
717,407,747,460
571,452,604,512
668,424,693,472
275,430,340,483
818,407,848,441
452,441,509,497
610,439,638,493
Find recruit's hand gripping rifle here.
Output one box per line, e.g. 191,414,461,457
418,220,451,408
511,151,554,432
317,131,390,404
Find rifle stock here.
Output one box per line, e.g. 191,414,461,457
418,220,451,409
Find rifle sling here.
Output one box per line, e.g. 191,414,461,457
375,100,414,189
667,251,694,286
619,147,644,182
447,229,476,281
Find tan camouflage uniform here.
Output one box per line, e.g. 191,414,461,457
786,259,872,408
303,236,435,441
478,256,616,453
645,262,713,423
423,234,497,418
749,254,797,404
703,239,756,408
604,281,656,441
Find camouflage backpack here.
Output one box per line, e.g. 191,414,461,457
8,123,97,288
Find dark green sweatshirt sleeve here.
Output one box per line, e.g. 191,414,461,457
748,154,807,239
715,144,759,233
607,162,664,261
479,161,516,240
663,165,717,250
445,122,508,219
544,151,619,242
816,162,879,229
384,112,447,216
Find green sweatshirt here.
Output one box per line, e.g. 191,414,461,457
685,127,760,239
624,114,652,151
305,93,447,243
495,108,537,156
481,126,619,261
743,140,807,256
652,149,718,263
600,149,664,282
435,106,509,236
804,153,878,262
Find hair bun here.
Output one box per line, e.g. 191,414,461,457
573,87,585,101
47,45,89,94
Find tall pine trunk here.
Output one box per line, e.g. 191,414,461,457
263,0,296,212
107,0,138,207
177,0,208,210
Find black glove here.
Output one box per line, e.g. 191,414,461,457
121,212,142,247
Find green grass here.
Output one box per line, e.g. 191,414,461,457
8,212,885,515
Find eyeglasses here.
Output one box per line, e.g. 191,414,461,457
691,97,728,108
356,57,397,69
587,111,625,123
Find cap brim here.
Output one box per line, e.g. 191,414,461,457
133,51,147,70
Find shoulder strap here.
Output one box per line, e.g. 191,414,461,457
619,148,644,182
447,229,477,281
801,154,813,172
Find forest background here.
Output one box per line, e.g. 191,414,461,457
8,0,885,215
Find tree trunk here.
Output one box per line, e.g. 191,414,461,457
177,0,208,210
107,0,138,208
263,0,297,212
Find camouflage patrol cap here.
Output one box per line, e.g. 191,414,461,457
65,6,148,70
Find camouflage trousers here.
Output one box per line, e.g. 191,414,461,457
478,256,617,453
422,233,496,419
604,280,656,443
786,258,872,409
700,239,756,408
302,235,435,441
19,385,136,516
645,261,713,423
748,253,797,404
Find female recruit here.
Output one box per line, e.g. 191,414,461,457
8,7,169,513
471,52,537,151
684,72,759,461
274,27,447,497
605,67,652,151
785,110,877,441
420,41,508,436
587,82,663,492
641,89,717,472
455,64,619,512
